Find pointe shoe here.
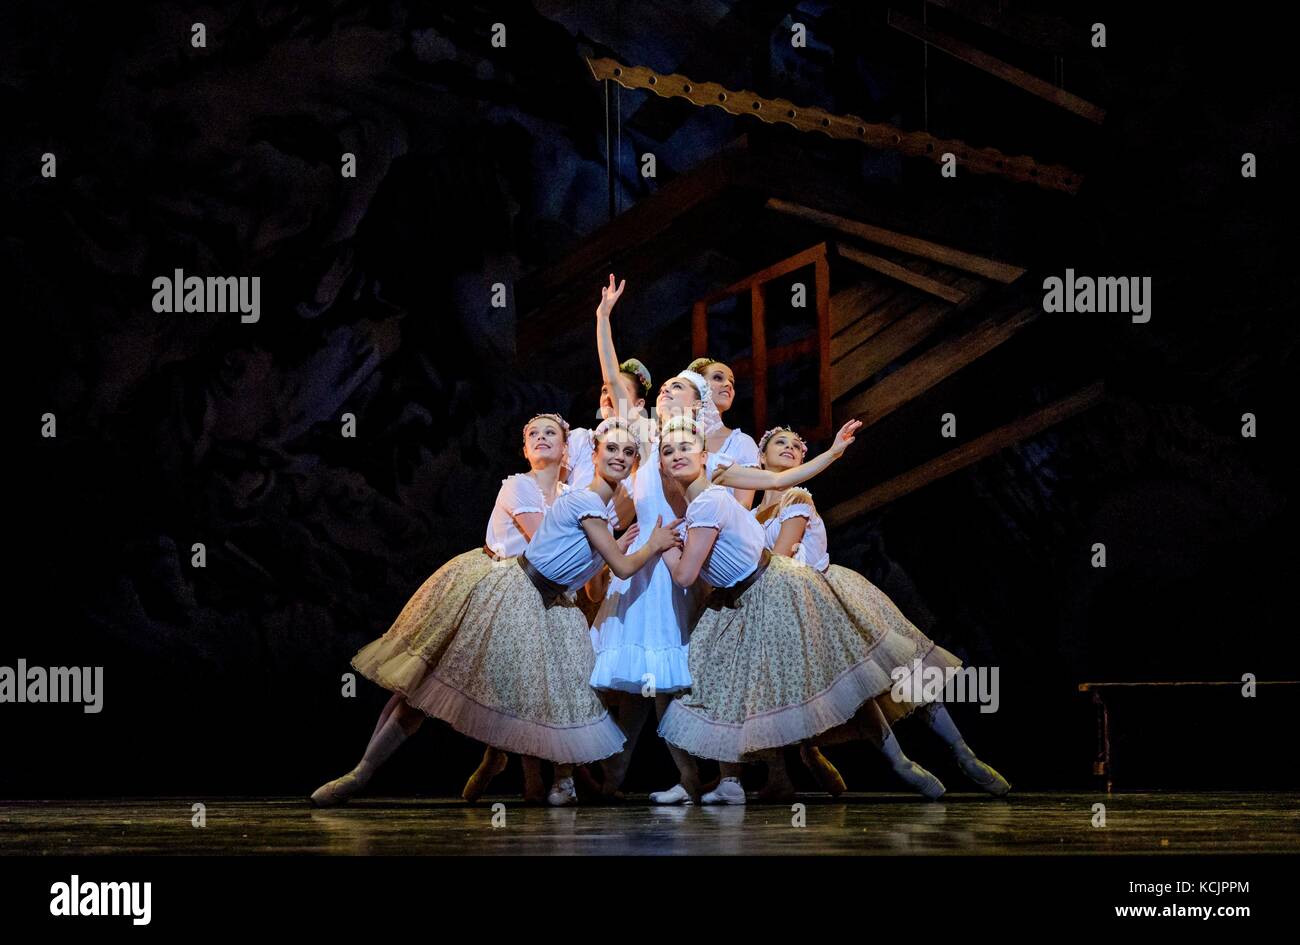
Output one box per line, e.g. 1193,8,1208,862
800,744,847,796
309,766,369,807
954,748,1011,796
461,748,509,804
547,777,578,806
648,783,696,806
700,776,747,805
891,759,945,800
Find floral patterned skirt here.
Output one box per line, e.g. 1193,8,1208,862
658,555,925,762
404,559,625,764
813,563,964,744
351,547,497,698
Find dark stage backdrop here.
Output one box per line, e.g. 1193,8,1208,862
5,1,1297,798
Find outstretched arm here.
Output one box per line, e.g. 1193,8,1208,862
595,273,628,415
714,420,862,490
581,515,681,580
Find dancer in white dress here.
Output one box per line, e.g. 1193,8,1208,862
584,275,717,803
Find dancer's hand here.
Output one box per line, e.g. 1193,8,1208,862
596,272,626,319
616,523,640,553
647,515,684,554
829,419,863,457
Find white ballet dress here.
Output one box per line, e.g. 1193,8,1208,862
589,432,696,694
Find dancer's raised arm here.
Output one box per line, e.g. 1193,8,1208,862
713,420,861,490
595,273,629,416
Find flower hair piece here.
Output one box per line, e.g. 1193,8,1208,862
593,416,643,454
686,356,715,375
758,425,808,457
660,414,705,442
522,413,571,442
619,358,653,398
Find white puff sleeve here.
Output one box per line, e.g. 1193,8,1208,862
572,488,611,523
564,427,592,475
686,488,726,530
496,474,544,516
779,503,815,523
778,488,816,523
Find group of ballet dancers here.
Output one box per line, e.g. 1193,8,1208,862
310,274,1010,807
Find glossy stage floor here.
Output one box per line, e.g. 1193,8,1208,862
3,792,1297,855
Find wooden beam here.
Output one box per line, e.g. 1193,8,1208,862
887,9,1107,124
732,336,819,377
814,247,833,438
825,381,1106,525
831,280,899,336
519,188,746,354
831,299,953,401
517,142,750,323
830,268,987,401
768,198,1026,283
835,305,1038,424
751,282,768,435
587,56,1084,193
699,242,828,306
926,0,1093,56
831,293,923,366
837,244,970,305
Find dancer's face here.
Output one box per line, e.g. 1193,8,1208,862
699,361,735,413
523,418,565,466
762,431,806,471
659,431,706,483
594,428,638,482
656,377,700,417
599,373,644,419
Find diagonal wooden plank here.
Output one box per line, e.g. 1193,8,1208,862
835,305,1039,424
825,381,1106,525
831,299,954,401
838,244,970,304
831,280,899,336
768,198,1026,282
831,292,925,366
887,9,1106,124
926,0,1094,56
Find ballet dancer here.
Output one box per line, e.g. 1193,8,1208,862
586,274,712,803
310,413,573,807
749,426,1011,798
684,356,762,509
654,416,956,804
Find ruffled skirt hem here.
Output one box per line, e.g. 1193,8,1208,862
407,672,626,764
657,656,892,762
589,643,692,694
